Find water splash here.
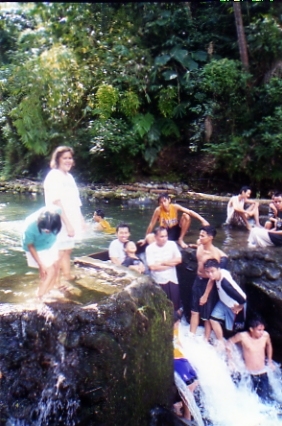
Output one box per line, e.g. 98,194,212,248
178,320,282,426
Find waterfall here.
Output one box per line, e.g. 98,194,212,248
178,320,282,426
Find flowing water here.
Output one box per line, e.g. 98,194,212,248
2,192,282,425
178,320,282,426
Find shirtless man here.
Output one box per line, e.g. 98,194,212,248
190,225,228,339
226,186,261,230
228,317,274,402
142,193,209,249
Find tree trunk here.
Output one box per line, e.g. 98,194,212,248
233,2,249,71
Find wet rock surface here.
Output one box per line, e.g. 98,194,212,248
0,264,173,426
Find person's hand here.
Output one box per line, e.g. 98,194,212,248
267,359,276,371
202,219,209,226
231,304,243,315
38,264,47,280
199,295,207,305
137,238,146,246
66,224,75,237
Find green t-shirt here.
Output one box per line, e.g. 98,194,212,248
22,207,58,252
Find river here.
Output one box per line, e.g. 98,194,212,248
0,192,250,279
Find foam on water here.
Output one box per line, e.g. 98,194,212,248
178,320,282,426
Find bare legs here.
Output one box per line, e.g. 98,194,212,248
236,202,261,230
190,311,212,340
59,248,75,280
37,261,60,298
178,213,191,248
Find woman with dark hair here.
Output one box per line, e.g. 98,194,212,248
43,146,85,281
22,208,62,299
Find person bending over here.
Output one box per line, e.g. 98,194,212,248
141,193,209,249
204,258,247,342
22,208,62,299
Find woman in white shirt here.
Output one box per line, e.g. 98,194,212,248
44,146,85,281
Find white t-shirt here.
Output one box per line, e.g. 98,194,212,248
44,169,83,247
226,195,244,224
216,269,246,308
109,239,126,263
146,241,181,284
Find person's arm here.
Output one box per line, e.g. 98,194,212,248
232,197,247,214
265,333,274,368
27,244,47,279
221,278,246,305
161,256,182,267
199,279,214,305
174,204,209,226
145,207,160,235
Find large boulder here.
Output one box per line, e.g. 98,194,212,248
0,261,174,426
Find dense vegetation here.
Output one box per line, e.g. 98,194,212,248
1,2,282,194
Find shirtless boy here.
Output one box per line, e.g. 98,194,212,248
142,193,209,249
226,186,261,230
190,226,228,339
228,317,274,402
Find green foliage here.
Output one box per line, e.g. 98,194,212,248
95,85,119,120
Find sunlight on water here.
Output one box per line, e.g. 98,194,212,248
178,320,282,426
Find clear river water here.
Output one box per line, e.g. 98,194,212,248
0,192,250,279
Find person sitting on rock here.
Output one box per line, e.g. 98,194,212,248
264,192,282,231
122,241,145,274
108,223,130,265
93,209,115,234
226,186,261,230
141,193,209,249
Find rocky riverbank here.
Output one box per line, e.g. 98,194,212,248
0,179,272,207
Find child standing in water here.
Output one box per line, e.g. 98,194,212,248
228,317,274,402
22,208,62,299
93,209,115,234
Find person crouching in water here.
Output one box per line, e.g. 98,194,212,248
22,208,62,299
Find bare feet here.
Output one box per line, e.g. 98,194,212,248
177,239,188,249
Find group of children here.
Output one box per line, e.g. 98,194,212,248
22,190,280,422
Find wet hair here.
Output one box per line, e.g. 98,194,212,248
95,209,105,218
157,193,170,203
37,210,62,235
239,186,251,194
204,258,220,269
116,223,130,233
50,146,74,169
248,316,266,329
200,225,217,238
154,226,168,236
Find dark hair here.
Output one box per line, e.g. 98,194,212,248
50,146,74,169
204,258,220,269
116,223,130,233
157,193,170,203
248,316,266,329
95,209,105,218
200,225,217,238
37,210,62,235
154,226,168,236
124,240,136,249
239,186,251,194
